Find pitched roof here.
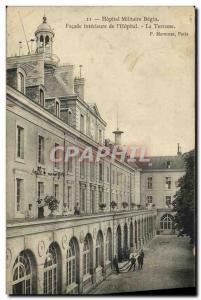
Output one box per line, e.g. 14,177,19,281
44,69,73,98
136,155,185,170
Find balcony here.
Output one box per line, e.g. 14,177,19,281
7,209,155,238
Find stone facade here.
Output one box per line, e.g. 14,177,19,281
6,15,185,295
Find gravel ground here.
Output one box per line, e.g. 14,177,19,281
90,235,195,295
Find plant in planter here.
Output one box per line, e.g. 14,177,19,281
44,195,60,216
131,202,135,208
99,203,106,210
122,201,128,209
110,201,117,210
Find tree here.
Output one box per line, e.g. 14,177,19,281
172,150,195,244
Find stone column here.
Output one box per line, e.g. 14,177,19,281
37,263,45,294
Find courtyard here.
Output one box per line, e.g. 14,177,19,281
90,235,195,294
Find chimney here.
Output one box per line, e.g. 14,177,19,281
74,77,85,100
74,65,85,100
113,129,124,145
177,143,182,156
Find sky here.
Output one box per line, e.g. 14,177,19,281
6,6,195,156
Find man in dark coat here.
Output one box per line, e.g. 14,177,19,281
137,254,142,269
128,255,136,271
113,255,120,274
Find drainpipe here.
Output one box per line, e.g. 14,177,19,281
63,132,66,208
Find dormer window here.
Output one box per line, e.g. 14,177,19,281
166,161,171,168
67,109,72,126
17,71,25,93
39,89,44,107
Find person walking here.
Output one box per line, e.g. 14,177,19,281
113,255,120,274
137,254,142,270
140,249,145,259
128,255,136,272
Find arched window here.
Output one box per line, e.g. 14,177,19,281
44,244,58,294
130,222,133,248
83,235,92,276
106,228,112,262
124,223,128,250
45,35,50,47
18,72,25,93
12,251,35,295
40,89,44,107
134,221,137,245
116,225,122,262
96,231,103,268
160,214,174,230
66,240,76,285
66,238,79,286
40,35,44,46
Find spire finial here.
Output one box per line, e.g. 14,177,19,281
116,103,119,130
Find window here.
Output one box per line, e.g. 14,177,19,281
90,162,95,181
112,170,115,184
86,115,90,135
56,102,60,117
67,110,72,126
165,177,171,189
166,161,171,168
16,178,24,213
40,35,44,47
83,238,90,276
96,232,103,268
38,136,44,164
67,186,72,210
147,195,152,204
38,182,44,200
39,89,44,106
45,35,50,47
12,251,33,295
165,196,171,207
17,126,24,159
44,244,58,294
80,160,85,179
80,114,84,132
18,72,25,93
80,186,86,212
67,157,73,173
66,239,77,286
107,167,110,183
54,184,59,201
98,129,102,144
99,188,103,204
54,143,60,169
99,162,103,182
160,214,174,230
147,177,152,189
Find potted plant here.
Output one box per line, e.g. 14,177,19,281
122,201,128,209
99,203,106,211
110,201,117,210
44,195,60,216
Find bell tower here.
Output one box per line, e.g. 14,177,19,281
35,15,54,58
